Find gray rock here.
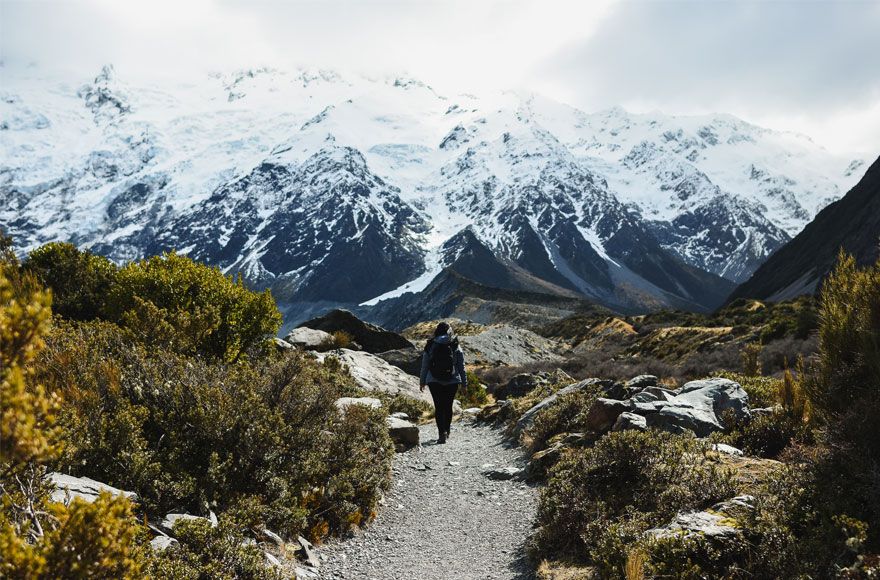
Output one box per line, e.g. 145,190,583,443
648,495,756,540
159,513,209,534
335,397,382,411
752,406,782,417
273,337,294,350
298,536,321,568
711,443,744,456
483,466,523,481
459,326,562,366
391,411,410,420
647,377,751,437
386,417,420,447
632,391,660,403
265,552,283,569
642,386,679,402
631,401,661,415
150,535,179,552
375,347,422,376
452,399,463,416
263,528,285,547
284,327,332,350
513,380,594,438
460,407,482,416
316,349,432,406
495,369,572,399
585,398,632,433
48,473,138,505
625,375,659,390
612,412,648,432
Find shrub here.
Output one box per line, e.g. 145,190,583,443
532,430,736,570
1,263,148,580
524,388,599,452
24,242,118,321
740,343,762,377
456,371,489,409
316,330,354,352
35,320,392,540
715,372,780,409
148,516,281,580
105,251,281,361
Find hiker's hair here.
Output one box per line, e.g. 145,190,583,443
433,321,453,338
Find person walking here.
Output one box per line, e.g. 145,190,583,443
419,321,468,444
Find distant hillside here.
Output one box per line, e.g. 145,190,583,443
728,156,880,303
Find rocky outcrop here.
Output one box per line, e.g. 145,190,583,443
459,325,563,366
299,310,413,353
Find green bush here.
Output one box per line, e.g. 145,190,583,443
715,372,780,409
36,319,392,540
148,517,280,580
532,430,736,572
24,242,118,322
456,371,489,409
524,388,599,452
105,251,281,361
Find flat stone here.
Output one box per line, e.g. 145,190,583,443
335,397,382,411
483,466,523,481
48,473,138,505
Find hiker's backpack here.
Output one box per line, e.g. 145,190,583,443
427,339,458,381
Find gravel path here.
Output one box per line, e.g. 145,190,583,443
314,417,538,580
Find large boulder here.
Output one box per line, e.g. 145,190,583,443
298,310,413,353
375,346,422,377
513,380,594,439
316,349,432,406
647,378,751,437
284,327,332,350
48,473,138,505
459,325,562,366
585,398,632,433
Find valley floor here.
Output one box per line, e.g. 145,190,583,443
315,418,538,580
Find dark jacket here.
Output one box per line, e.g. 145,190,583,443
420,335,467,387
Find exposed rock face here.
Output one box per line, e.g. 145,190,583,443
374,347,422,377
612,412,648,432
48,472,138,505
299,309,413,353
315,349,432,406
459,325,562,366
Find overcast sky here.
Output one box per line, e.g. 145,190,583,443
2,0,879,154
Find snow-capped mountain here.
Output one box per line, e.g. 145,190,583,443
0,64,865,324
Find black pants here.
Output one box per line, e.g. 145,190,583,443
428,382,458,436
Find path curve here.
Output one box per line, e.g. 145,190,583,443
315,417,537,580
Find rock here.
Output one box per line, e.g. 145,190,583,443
647,377,751,437
315,349,432,405
711,443,744,456
631,401,661,415
48,473,138,505
273,337,294,350
648,495,756,540
513,380,594,438
150,536,179,552
335,397,382,411
297,536,320,568
262,528,285,547
375,347,422,376
460,407,481,416
459,325,562,366
386,417,419,447
495,369,573,399
625,375,659,390
265,552,283,569
483,466,523,481
297,309,413,353
641,386,679,402
284,327,332,350
612,412,648,432
452,399,463,416
159,513,209,534
752,406,782,417
632,391,660,403
585,398,632,433
528,444,563,477
391,411,410,420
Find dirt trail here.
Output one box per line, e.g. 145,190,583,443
315,417,538,580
